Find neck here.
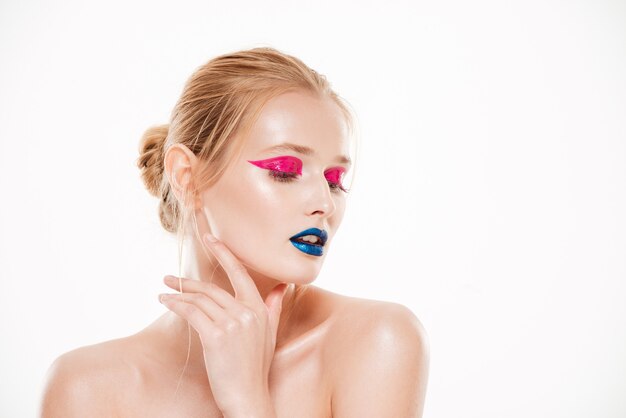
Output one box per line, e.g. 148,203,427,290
157,232,298,376
180,232,295,302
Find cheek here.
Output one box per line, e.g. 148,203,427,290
202,173,290,257
234,173,288,221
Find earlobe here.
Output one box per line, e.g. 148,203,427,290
164,144,199,208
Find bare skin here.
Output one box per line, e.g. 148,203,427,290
40,90,429,417
41,286,427,417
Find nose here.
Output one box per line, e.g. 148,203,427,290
306,175,336,218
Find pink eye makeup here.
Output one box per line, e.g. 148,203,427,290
247,156,349,193
247,156,303,175
325,167,349,193
248,156,303,183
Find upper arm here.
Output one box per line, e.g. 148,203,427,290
329,303,430,418
39,351,109,418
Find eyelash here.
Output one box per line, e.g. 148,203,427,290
268,170,349,193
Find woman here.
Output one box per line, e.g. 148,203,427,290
40,47,429,417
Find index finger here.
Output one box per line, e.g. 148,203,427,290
203,233,262,303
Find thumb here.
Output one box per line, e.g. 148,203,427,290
264,283,289,345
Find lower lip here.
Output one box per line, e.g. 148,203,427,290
290,239,324,256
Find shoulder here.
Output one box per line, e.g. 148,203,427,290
39,337,141,417
321,292,430,417
325,294,429,365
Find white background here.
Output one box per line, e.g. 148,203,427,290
1,0,625,417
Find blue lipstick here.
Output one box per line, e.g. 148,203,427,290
289,228,328,257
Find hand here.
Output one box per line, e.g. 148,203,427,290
158,233,288,417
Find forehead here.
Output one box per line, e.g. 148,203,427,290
242,90,351,160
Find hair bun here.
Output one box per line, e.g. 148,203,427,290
137,124,169,197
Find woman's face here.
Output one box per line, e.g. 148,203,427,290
199,90,352,284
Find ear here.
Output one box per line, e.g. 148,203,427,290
163,144,202,210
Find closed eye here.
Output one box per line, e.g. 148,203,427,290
268,170,299,182
248,156,303,175
251,156,349,193
268,170,348,193
325,167,349,193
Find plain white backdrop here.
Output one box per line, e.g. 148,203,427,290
1,0,625,417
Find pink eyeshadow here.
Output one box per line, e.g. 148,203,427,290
325,167,345,185
247,156,303,175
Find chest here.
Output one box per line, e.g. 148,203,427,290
269,350,332,418
120,349,332,418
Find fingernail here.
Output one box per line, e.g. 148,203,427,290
205,233,217,243
159,294,172,303
164,275,175,283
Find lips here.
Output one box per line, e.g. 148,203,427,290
289,228,328,246
289,228,328,257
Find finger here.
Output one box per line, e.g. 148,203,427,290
159,296,218,336
203,233,262,303
159,292,230,324
163,275,235,309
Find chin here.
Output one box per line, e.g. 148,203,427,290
229,240,324,280
245,259,322,285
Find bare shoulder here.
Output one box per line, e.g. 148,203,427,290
320,289,429,361
39,336,142,418
316,288,430,417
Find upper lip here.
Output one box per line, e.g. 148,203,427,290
290,228,328,246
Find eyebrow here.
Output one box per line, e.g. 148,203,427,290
262,142,351,166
